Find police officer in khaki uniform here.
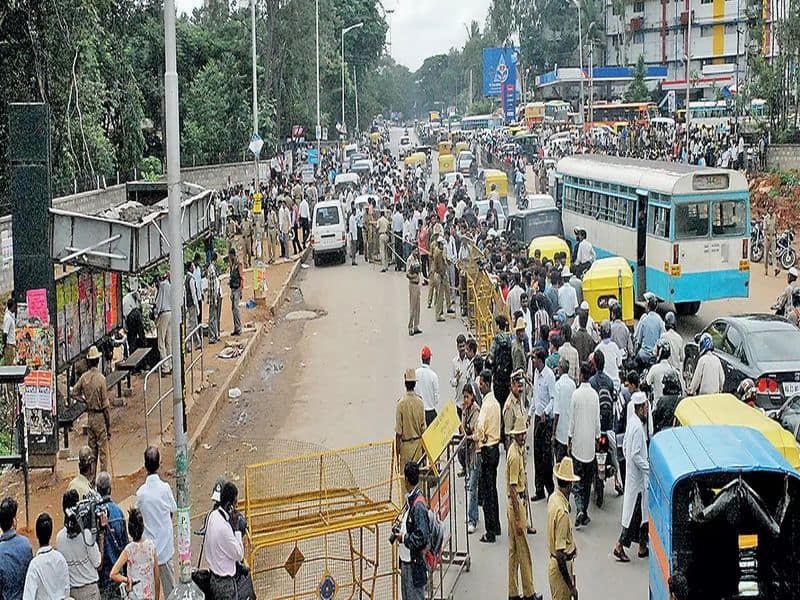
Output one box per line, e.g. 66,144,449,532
548,458,580,600
407,247,423,336
377,209,391,272
365,200,377,262
267,204,279,263
72,346,111,473
506,416,542,600
431,238,449,321
503,369,527,448
395,369,426,471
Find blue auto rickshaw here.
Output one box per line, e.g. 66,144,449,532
649,425,800,600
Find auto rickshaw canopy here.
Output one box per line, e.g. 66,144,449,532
438,140,453,156
482,169,508,197
455,141,469,155
404,152,426,166
527,235,571,267
674,394,800,469
438,154,455,174
582,257,634,325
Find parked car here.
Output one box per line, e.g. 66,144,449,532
684,315,800,438
310,200,347,266
456,150,475,174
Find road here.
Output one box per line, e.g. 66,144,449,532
189,127,783,599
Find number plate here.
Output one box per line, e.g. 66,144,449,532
782,382,800,396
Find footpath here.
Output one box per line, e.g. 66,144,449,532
0,242,309,531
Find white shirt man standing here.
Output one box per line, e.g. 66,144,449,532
24,512,70,600
568,362,601,528
416,345,440,426
203,482,245,598
552,358,576,464
136,446,178,598
450,335,471,414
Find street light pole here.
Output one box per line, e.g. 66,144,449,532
251,0,259,190
354,66,360,133
315,0,321,152
685,8,692,153
576,0,586,127
341,22,364,139
164,1,201,596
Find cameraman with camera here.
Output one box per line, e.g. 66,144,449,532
202,482,245,598
391,461,430,600
56,489,104,600
95,472,128,599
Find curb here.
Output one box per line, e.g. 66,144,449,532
187,248,309,456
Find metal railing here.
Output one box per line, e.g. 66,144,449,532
142,323,205,447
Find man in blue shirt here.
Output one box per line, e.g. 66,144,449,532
634,293,665,366
0,496,33,600
95,472,128,599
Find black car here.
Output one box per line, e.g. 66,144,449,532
685,314,800,416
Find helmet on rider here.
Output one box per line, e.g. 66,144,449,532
599,319,612,340
657,339,672,361
664,311,677,331
643,292,658,312
698,332,714,355
737,378,757,403
662,370,682,396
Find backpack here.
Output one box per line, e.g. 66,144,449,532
598,387,615,432
411,495,444,570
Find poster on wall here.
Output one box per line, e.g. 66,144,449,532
16,325,57,462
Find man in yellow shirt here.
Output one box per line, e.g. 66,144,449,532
476,369,501,543
395,369,426,470
548,458,580,600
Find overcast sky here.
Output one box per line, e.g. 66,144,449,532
174,0,489,72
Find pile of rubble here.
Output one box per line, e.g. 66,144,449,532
750,171,800,229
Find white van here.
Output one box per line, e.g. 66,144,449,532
311,200,347,266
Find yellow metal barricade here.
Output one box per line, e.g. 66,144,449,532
244,440,401,599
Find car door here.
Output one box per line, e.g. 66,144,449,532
720,324,749,393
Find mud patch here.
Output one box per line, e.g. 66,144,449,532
262,357,285,380
285,310,318,321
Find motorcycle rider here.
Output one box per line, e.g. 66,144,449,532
658,312,685,379
688,333,725,396
645,340,683,409
736,378,758,407
773,267,798,317
652,371,683,434
634,293,665,368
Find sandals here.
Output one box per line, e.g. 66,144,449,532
638,547,649,558
613,546,631,563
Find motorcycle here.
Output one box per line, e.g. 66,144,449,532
595,433,617,508
750,219,764,263
757,226,797,271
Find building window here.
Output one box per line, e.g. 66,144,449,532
633,30,644,44
700,25,713,37
700,0,712,5
725,23,737,34
633,0,645,11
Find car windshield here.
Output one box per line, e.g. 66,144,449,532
523,210,564,239
315,206,340,226
749,330,800,362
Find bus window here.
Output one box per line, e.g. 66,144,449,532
648,205,671,238
712,200,746,236
674,202,710,238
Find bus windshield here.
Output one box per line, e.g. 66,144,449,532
712,200,747,236
674,202,709,238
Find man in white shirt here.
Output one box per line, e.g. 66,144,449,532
568,362,601,528
299,196,311,246
3,298,17,366
416,345,440,425
203,482,245,598
688,333,725,395
530,348,556,499
24,512,70,600
136,446,178,598
506,272,524,320
594,321,624,388
57,490,102,599
557,270,579,319
348,207,358,266
551,358,576,464
450,335,471,415
574,228,596,278
278,199,292,258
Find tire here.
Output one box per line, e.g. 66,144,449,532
751,242,764,263
313,253,320,267
675,301,701,316
595,476,604,508
340,249,347,264
781,248,797,270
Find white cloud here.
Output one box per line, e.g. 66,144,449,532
175,0,488,71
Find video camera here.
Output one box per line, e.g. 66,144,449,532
65,492,107,538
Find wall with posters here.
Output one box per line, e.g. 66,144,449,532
16,324,57,466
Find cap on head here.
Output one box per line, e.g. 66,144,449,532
632,391,648,406
86,346,102,361
78,446,94,463
421,346,432,361
514,317,527,332
404,368,417,383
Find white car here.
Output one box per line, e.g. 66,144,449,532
311,200,347,266
456,151,474,174
399,136,413,156
474,200,507,231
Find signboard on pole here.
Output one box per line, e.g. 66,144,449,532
301,163,315,183
248,133,263,157
307,148,319,165
502,83,516,124
482,47,517,97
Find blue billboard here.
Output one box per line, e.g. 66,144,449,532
483,47,517,97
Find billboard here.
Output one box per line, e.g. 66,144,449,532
483,47,517,97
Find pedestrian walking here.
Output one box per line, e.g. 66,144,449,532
530,348,556,500
406,248,422,336
548,459,580,600
394,462,430,600
153,273,172,375
461,383,481,534
506,416,543,600
476,369,502,543
415,346,440,425
183,262,200,350
395,368,426,471
552,358,576,464
71,347,111,473
206,253,221,344
109,508,160,600
228,247,243,336
568,362,601,528
614,392,650,563
3,298,17,366
348,207,359,266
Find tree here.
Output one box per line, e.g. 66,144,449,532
626,55,650,102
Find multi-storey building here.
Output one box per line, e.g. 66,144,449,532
603,0,785,98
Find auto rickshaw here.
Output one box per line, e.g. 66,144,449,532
404,152,426,171
438,154,455,180
527,235,571,267
369,131,381,145
649,425,800,600
438,140,453,156
582,257,634,325
673,394,800,469
478,169,509,212
455,141,469,155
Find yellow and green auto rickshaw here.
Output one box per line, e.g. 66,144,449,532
438,140,453,156
438,154,455,180
582,256,634,325
528,235,571,267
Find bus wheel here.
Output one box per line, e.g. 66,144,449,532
675,301,701,316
